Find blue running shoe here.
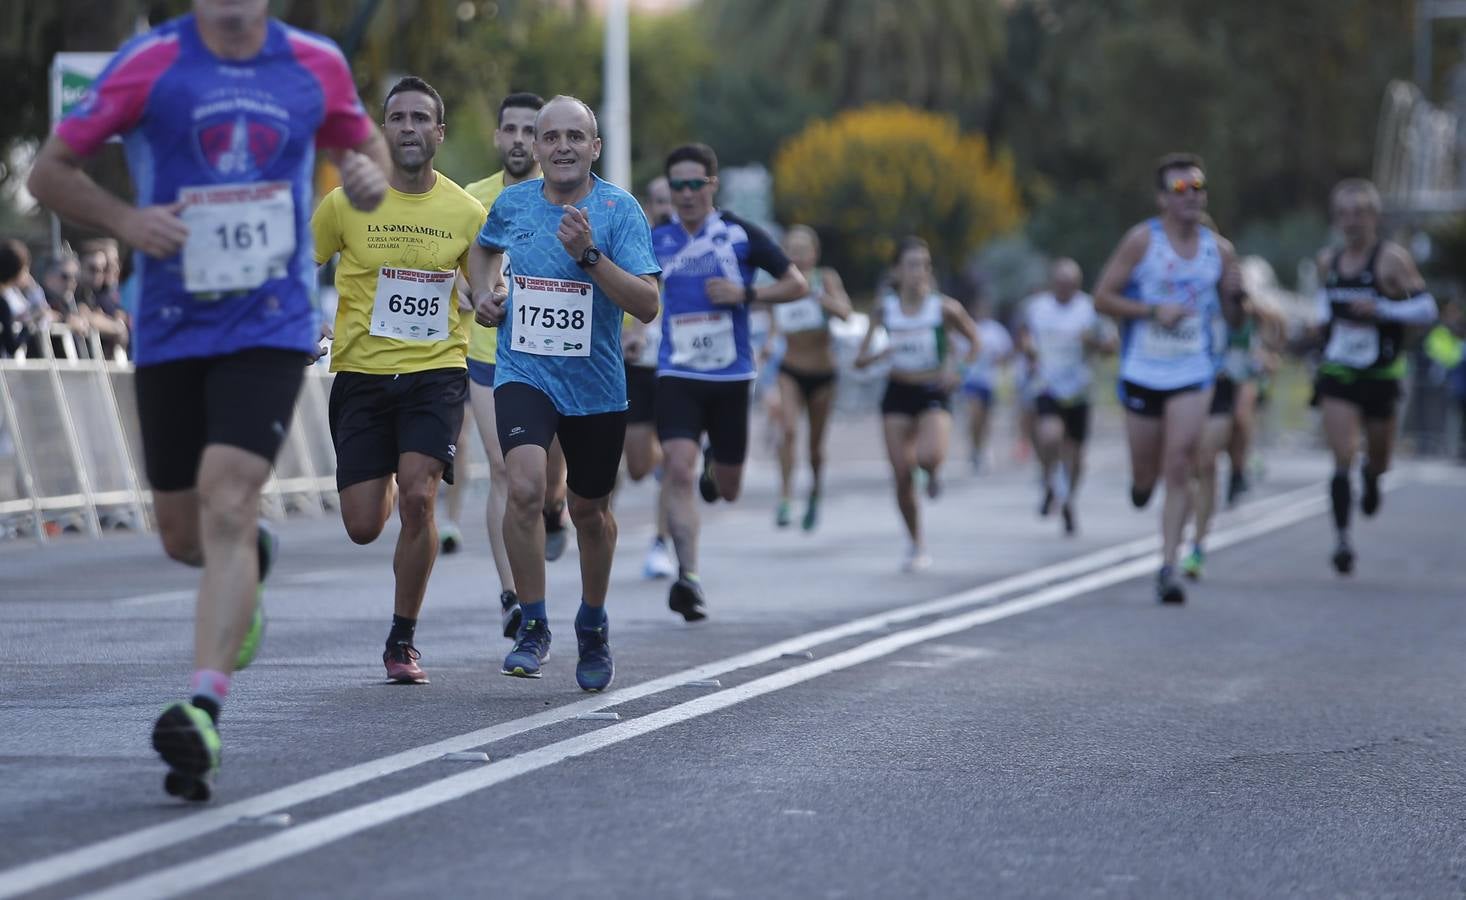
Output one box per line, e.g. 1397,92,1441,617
575,621,614,692
499,590,523,640
501,618,551,678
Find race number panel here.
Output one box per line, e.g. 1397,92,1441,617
180,181,296,294
371,267,454,341
511,275,593,357
888,328,939,372
1324,320,1381,369
774,297,825,334
1138,315,1206,359
669,311,736,371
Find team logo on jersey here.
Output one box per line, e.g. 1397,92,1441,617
194,113,287,180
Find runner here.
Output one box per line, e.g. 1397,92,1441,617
1094,154,1244,605
958,299,1014,474
459,92,560,639
1311,178,1437,574
624,176,676,580
311,76,486,684
1180,296,1285,579
654,142,808,621
855,236,980,572
771,224,852,530
27,0,387,799
1019,258,1114,536
468,95,660,690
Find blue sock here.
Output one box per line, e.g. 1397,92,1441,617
521,599,548,625
576,600,607,631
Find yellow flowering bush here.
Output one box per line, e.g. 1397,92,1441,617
773,104,1023,294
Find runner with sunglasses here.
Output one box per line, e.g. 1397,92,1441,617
653,143,808,621
1095,154,1245,605
1311,178,1436,574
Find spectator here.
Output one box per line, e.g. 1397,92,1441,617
75,241,128,359
39,253,93,358
1,238,38,358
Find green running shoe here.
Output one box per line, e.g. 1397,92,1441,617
775,499,792,528
151,701,221,802
802,494,820,532
1180,547,1204,581
236,521,276,671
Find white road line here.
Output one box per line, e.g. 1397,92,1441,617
76,486,1343,900
0,480,1327,899
112,590,195,608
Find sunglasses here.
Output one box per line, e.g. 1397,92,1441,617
1167,176,1207,195
669,177,712,192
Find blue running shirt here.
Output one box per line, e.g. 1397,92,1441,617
55,15,376,366
653,210,791,381
480,176,660,416
1118,219,1223,390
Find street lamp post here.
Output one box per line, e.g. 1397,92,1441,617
602,0,631,190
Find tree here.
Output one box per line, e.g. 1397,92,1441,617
773,104,1023,295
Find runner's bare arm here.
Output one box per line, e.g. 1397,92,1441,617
943,296,981,366
819,268,854,320
326,129,389,213
1374,243,1438,324
854,304,885,369
27,136,188,259
1217,238,1247,328
757,264,809,305
1093,225,1153,322
469,244,508,326
557,205,659,322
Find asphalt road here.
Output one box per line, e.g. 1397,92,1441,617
3,421,1465,899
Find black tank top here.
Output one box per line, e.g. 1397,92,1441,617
1322,244,1403,373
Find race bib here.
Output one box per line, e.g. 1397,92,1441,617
889,327,939,372
669,311,736,371
774,297,825,334
510,275,592,357
1138,315,1206,359
179,181,296,294
1036,328,1084,372
370,267,454,341
1223,347,1255,381
1325,320,1380,368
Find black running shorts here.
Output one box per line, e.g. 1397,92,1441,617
1313,372,1400,421
134,348,310,492
654,375,751,466
1117,380,1208,419
625,363,657,426
1034,394,1091,444
328,368,467,491
494,381,626,499
880,380,952,418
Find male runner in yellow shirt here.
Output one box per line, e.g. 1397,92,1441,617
462,92,570,641
312,76,487,683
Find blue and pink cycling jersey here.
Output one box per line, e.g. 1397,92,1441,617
55,14,376,366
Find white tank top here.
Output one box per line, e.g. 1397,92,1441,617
883,292,945,374
1120,219,1223,390
773,270,827,334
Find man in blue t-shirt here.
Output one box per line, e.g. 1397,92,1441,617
26,0,388,802
469,95,660,692
652,143,808,623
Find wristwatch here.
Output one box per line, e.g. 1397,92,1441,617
577,246,602,268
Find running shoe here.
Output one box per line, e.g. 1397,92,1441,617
642,537,676,580
575,620,614,692
500,589,523,639
502,619,552,678
668,576,708,622
802,494,820,532
925,468,942,500
1226,471,1249,507
1061,503,1076,537
1156,565,1186,605
236,521,277,671
383,641,429,684
1360,469,1381,518
1180,546,1205,581
698,445,719,504
1332,539,1355,576
544,506,568,562
1039,486,1055,517
775,499,792,528
439,521,463,555
234,591,265,671
901,545,933,573
152,701,221,803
